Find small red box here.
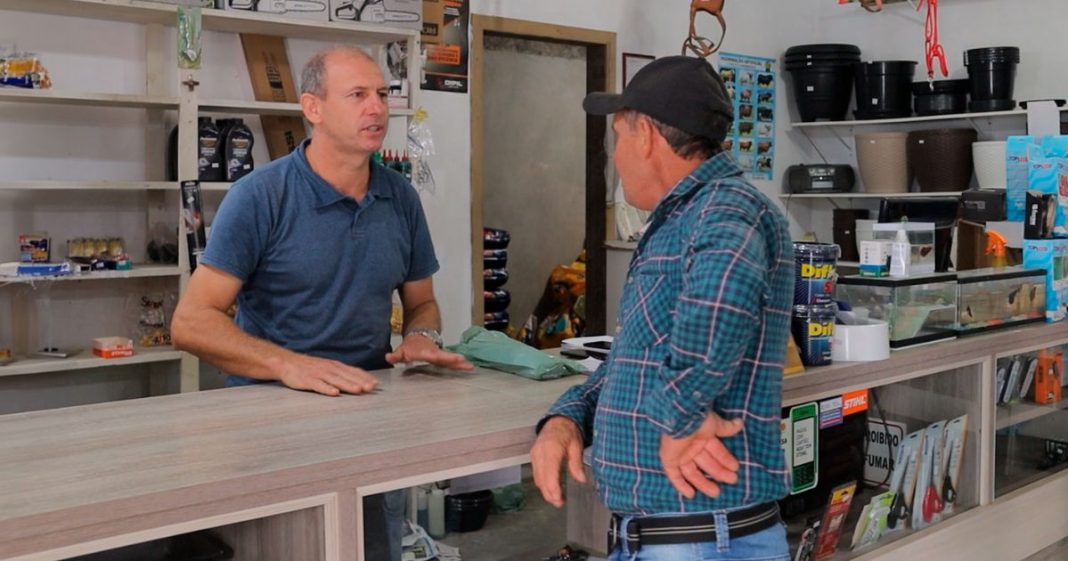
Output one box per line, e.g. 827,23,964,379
92,337,134,359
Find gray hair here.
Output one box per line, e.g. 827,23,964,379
620,109,723,161
300,46,376,97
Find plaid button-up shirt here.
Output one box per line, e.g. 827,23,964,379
546,152,794,515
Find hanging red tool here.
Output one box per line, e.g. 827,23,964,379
917,0,948,80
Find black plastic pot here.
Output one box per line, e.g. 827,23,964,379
446,490,495,533
788,66,855,122
969,98,1016,112
785,44,862,57
853,61,917,119
912,79,969,116
965,46,1019,106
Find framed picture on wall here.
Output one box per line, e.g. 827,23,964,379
623,53,655,87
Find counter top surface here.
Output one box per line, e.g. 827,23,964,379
0,365,583,523
3,322,1067,539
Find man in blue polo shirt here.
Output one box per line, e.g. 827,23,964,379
171,46,470,561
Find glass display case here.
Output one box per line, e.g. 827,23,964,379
957,267,1046,335
837,274,958,349
781,365,982,560
994,343,1068,498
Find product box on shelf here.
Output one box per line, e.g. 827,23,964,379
1023,238,1068,322
421,0,444,44
219,0,330,22
329,0,422,30
92,337,134,359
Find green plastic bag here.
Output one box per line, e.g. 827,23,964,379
447,327,585,380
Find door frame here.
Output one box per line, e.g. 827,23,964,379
470,15,616,333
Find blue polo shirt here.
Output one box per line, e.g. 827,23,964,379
201,139,439,381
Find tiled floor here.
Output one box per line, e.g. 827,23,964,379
438,468,571,561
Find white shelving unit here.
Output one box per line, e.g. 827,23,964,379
790,107,1068,129
0,265,181,284
0,180,176,191
780,192,964,200
0,0,422,391
0,346,184,378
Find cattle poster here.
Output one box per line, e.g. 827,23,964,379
717,52,776,181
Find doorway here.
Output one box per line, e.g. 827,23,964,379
470,16,615,336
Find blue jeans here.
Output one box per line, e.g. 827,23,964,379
363,489,406,561
608,509,789,561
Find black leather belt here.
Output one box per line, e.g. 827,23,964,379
608,502,781,552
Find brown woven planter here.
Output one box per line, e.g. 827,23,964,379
907,128,978,192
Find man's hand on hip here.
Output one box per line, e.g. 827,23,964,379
385,334,474,370
531,416,588,508
277,353,379,397
660,412,743,499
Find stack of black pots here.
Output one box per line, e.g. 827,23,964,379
853,61,916,119
483,228,511,332
912,79,970,116
784,44,861,122
964,46,1020,112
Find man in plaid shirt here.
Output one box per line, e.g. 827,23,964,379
531,56,794,560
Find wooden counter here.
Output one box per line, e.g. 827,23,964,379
3,321,1068,561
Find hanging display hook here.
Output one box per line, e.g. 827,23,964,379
917,0,948,80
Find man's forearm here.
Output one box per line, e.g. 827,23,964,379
402,300,442,334
172,307,293,381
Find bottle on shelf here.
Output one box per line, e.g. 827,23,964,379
224,118,255,182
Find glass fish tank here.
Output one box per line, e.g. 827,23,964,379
837,274,958,349
956,267,1046,335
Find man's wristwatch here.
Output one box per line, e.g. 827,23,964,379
406,327,444,349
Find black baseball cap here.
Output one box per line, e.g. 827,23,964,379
583,56,734,142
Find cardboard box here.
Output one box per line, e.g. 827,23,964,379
92,337,134,359
330,0,422,30
421,0,444,44
1035,350,1063,404
240,34,308,160
1023,238,1068,322
221,0,329,23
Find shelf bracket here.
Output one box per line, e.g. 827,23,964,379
799,128,830,164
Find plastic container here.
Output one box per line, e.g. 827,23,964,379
791,304,836,366
873,222,937,274
483,249,507,269
445,490,495,533
794,242,841,307
784,44,861,122
484,289,511,313
836,274,959,349
907,128,978,192
972,140,1008,189
483,268,509,290
912,79,969,116
964,46,1019,108
853,61,917,119
855,132,912,193
832,321,890,362
483,227,511,250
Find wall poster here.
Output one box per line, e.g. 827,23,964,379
717,52,777,181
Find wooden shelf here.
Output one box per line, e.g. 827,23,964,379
0,0,418,42
0,180,175,191
201,7,418,43
996,399,1068,430
200,99,302,117
779,192,963,199
0,88,179,109
201,182,233,192
0,264,181,285
0,346,182,378
0,0,175,26
789,108,1062,128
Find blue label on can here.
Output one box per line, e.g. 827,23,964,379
792,305,835,366
795,258,837,307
